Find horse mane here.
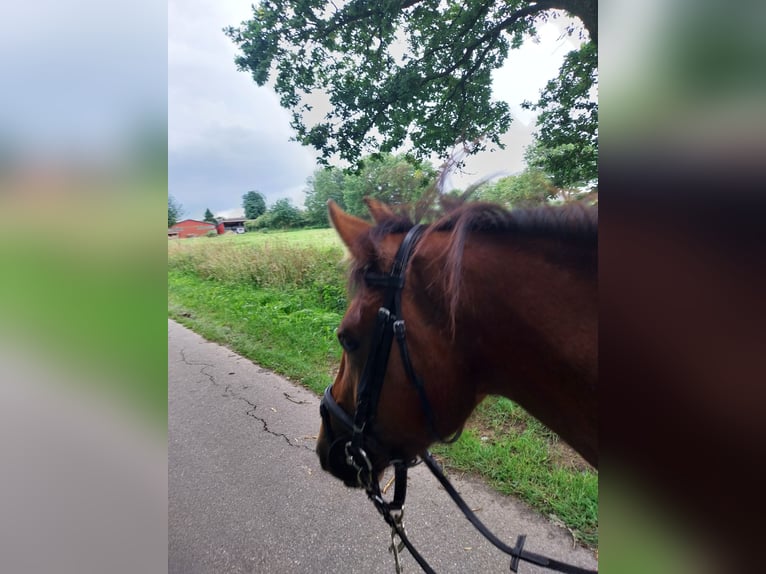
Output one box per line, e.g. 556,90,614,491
432,201,597,239
350,201,597,331
431,202,597,332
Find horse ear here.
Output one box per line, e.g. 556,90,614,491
327,200,372,259
364,197,395,224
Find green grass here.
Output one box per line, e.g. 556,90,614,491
168,228,598,547
432,397,598,546
181,227,340,248
168,271,342,392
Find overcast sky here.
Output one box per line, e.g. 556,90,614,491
168,1,580,221
1,0,165,165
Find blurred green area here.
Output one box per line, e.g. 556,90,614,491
0,171,168,429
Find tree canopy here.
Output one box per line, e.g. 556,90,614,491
225,0,597,188
268,198,303,228
249,198,304,230
303,166,347,226
343,153,437,216
474,168,556,208
303,153,437,223
242,190,267,219
523,41,597,188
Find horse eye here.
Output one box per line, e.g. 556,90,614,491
337,331,359,352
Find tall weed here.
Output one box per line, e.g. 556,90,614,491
168,239,347,311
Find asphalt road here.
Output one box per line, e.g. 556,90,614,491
168,319,598,574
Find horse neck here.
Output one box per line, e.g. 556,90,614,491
420,231,598,466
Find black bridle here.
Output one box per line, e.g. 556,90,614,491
319,224,597,574
320,224,444,476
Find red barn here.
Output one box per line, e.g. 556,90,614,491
168,219,217,239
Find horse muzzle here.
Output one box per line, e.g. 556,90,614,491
318,383,399,488
317,385,367,487
316,432,368,488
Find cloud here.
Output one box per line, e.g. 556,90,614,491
492,17,581,127
215,208,245,219
1,0,166,158
169,125,314,220
168,0,317,219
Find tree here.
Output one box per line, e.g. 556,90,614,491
342,153,437,218
303,167,347,227
523,41,597,188
168,194,184,227
203,208,217,224
242,191,267,219
267,198,302,229
225,1,597,171
474,168,556,208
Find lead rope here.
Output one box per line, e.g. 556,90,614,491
420,453,597,574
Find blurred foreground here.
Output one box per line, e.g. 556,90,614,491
0,167,168,574
0,0,764,572
0,1,167,572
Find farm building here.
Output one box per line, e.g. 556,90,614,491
219,217,248,233
168,219,217,239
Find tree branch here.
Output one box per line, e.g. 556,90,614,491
323,0,424,37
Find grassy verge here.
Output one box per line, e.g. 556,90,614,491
168,271,342,392
432,397,598,546
168,230,598,547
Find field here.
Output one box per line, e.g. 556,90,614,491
168,228,598,546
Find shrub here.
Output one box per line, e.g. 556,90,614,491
252,212,275,230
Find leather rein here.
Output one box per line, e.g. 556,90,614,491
319,225,596,574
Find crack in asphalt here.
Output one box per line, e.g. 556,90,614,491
179,348,217,386
180,347,315,452
239,397,314,452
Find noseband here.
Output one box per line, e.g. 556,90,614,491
319,224,596,574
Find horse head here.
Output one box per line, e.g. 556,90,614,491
315,199,477,487
316,197,598,487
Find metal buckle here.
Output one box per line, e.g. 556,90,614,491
344,442,373,487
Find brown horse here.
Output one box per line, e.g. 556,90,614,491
316,198,597,487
